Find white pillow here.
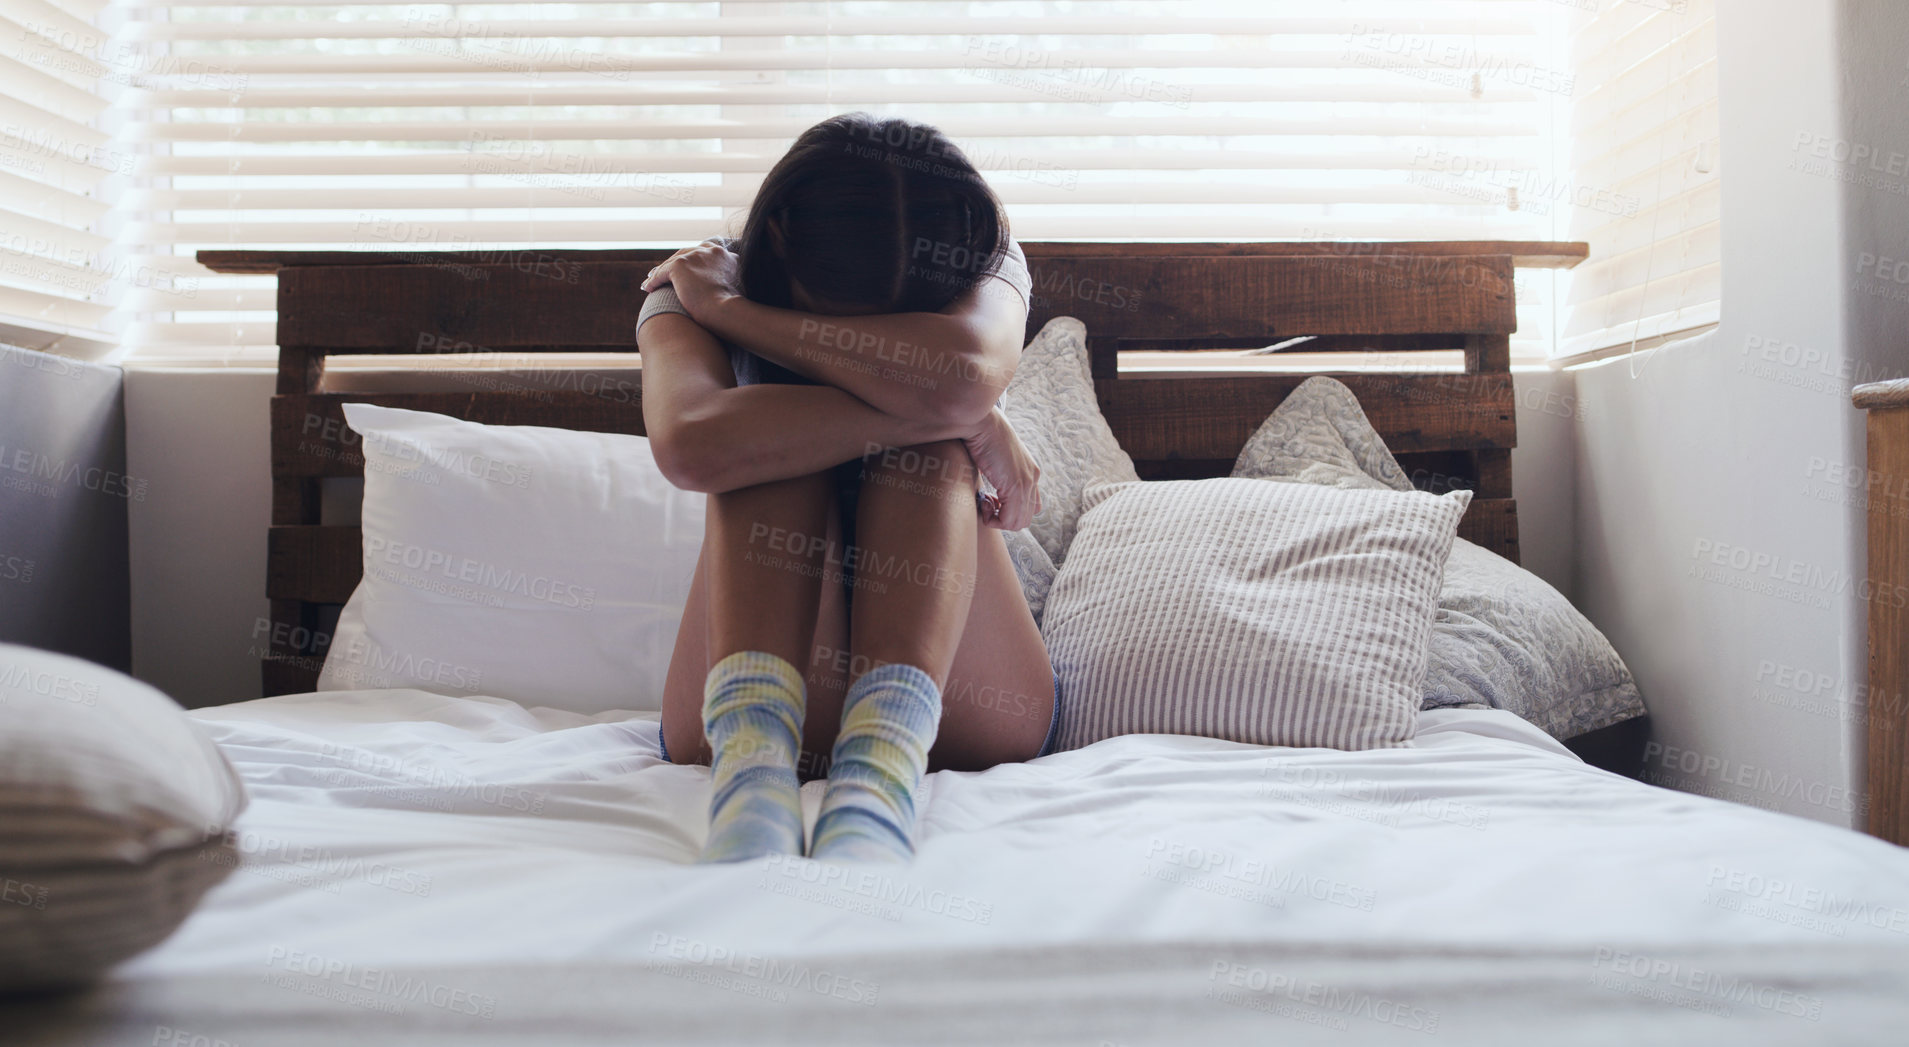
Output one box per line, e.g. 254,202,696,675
1043,478,1469,752
1000,315,1140,623
319,404,705,713
0,643,247,990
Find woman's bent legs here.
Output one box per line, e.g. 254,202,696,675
661,448,1055,778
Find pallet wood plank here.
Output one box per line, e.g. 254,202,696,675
277,262,649,350
272,255,1516,351
1021,254,1515,339
1098,373,1515,462
268,525,362,604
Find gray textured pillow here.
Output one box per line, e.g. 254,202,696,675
1044,478,1469,752
1000,316,1139,624
0,644,247,991
1230,376,1647,740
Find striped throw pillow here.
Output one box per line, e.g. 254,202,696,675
0,643,247,990
1043,478,1470,752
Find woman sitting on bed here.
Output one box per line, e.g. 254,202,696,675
636,113,1055,864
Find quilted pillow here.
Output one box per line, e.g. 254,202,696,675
1044,478,1469,751
1000,316,1140,624
1230,376,1647,740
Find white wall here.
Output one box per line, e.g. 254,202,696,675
1571,0,1909,826
123,367,276,708
0,346,131,670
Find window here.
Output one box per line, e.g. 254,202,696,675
0,0,119,360
107,0,1586,365
1556,0,1720,362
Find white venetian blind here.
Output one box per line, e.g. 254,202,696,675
112,0,1572,364
1557,0,1718,360
0,0,120,357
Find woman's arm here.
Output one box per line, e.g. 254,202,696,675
637,311,968,495
641,241,1025,428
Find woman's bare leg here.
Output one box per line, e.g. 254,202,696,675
661,475,851,778
925,526,1055,771
850,441,1055,770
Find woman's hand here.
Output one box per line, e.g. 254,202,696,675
962,408,1041,531
641,241,743,321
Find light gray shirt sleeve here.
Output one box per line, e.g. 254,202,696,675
987,237,1033,312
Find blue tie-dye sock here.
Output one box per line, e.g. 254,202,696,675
810,662,942,863
698,651,806,863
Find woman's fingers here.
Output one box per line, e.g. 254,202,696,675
639,246,698,291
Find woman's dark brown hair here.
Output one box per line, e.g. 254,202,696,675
737,113,1009,314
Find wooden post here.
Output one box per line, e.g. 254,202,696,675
1853,379,1909,845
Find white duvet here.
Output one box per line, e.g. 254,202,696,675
73,689,1909,1043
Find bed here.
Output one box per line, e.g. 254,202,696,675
14,692,1909,1044
12,242,1909,1043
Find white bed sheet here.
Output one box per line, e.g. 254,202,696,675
21,687,1897,1045
117,687,1909,975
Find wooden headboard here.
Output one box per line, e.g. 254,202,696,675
200,240,1587,698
